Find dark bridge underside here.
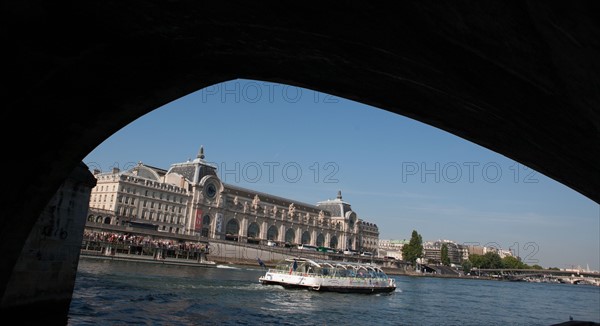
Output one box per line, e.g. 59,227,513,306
1,0,599,312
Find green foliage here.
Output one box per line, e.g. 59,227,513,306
401,230,423,265
484,252,503,269
468,253,547,270
467,252,503,269
462,260,473,274
469,254,484,269
441,243,450,266
502,255,526,269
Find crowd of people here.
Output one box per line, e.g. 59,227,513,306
82,230,209,259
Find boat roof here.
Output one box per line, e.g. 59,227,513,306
283,257,386,273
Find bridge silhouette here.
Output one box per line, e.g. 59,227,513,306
477,268,599,277
3,1,600,324
475,268,600,284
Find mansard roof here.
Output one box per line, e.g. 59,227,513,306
142,164,167,176
125,163,166,181
167,158,217,184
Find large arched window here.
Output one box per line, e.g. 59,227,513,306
346,236,355,250
267,225,278,241
225,219,240,241
285,228,296,244
202,214,211,237
316,233,325,247
301,231,311,245
247,222,260,244
329,235,338,249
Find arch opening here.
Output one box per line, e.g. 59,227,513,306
4,5,600,323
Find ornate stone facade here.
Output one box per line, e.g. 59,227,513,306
88,148,379,251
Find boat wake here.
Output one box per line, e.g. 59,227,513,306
216,265,240,269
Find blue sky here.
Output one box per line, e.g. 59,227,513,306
84,79,599,271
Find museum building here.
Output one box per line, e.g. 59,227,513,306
87,147,379,253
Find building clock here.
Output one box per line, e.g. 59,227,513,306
205,183,217,199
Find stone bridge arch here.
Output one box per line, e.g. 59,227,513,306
2,1,600,323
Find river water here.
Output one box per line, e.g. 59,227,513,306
68,258,599,325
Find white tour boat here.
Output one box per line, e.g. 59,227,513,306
258,257,396,294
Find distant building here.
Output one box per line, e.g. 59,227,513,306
378,239,408,260
496,249,513,258
466,244,485,256
423,240,466,265
87,147,378,250
463,244,513,260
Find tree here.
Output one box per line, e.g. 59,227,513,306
402,230,423,265
468,252,503,269
462,260,473,274
502,255,526,269
483,252,503,269
469,254,484,269
441,243,450,266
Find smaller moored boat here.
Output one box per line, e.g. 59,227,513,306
258,257,396,294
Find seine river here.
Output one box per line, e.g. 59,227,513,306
68,258,599,325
